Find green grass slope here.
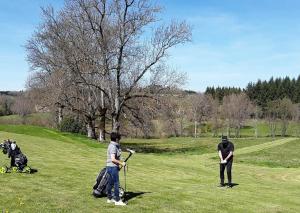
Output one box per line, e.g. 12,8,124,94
236,139,300,168
0,126,299,212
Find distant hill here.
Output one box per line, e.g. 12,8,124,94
0,91,21,96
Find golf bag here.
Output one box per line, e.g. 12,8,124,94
0,139,31,173
1,140,11,155
92,167,125,198
92,148,135,199
14,153,28,170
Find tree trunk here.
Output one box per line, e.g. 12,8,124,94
112,114,120,133
213,129,218,137
236,126,240,138
269,121,276,139
57,105,64,125
98,108,107,142
194,121,197,138
180,117,184,136
254,119,258,138
227,126,230,138
212,118,219,137
112,95,121,133
281,120,288,137
173,119,179,137
21,115,26,125
98,119,105,142
87,120,97,139
198,122,202,136
98,91,107,141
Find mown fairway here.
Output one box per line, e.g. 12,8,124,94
0,125,299,213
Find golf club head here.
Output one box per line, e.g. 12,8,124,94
126,148,135,154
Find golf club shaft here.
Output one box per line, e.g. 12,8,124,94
124,152,133,162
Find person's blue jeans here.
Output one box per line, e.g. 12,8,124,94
106,166,120,201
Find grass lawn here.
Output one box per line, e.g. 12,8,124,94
0,113,54,126
0,125,299,212
122,137,274,154
236,139,300,168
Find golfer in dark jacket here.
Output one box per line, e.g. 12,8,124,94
106,132,127,206
218,136,234,188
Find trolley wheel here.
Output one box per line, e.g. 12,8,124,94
11,167,18,173
0,166,8,174
23,166,31,173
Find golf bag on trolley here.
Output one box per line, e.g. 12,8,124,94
92,167,125,198
92,148,135,198
0,139,31,173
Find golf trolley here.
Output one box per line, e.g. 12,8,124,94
0,139,33,174
92,148,135,200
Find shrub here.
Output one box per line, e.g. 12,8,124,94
58,117,86,134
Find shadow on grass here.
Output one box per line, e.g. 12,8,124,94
122,143,207,154
242,126,253,129
30,168,38,174
218,183,239,188
124,191,151,201
226,183,239,188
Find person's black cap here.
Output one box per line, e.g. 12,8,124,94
222,136,228,142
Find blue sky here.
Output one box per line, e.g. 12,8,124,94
0,0,300,92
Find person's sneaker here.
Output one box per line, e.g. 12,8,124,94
107,199,116,204
218,183,225,187
115,200,127,206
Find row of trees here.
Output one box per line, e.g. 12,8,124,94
205,86,242,102
246,76,300,107
205,76,300,107
0,95,14,116
2,89,298,138
162,93,300,138
0,93,34,118
162,92,253,138
26,0,191,141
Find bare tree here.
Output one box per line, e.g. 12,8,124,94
210,98,223,137
277,98,294,137
188,93,213,138
26,6,107,139
11,93,34,123
265,100,279,139
0,95,15,116
253,105,263,138
122,95,158,138
176,94,190,136
292,103,300,136
75,0,191,132
222,93,253,137
159,95,181,137
26,0,191,139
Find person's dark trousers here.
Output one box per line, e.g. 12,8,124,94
220,159,233,185
106,166,120,201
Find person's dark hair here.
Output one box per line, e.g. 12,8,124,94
111,132,121,142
